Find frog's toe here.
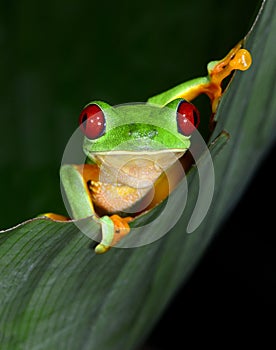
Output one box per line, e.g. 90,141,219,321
94,243,111,254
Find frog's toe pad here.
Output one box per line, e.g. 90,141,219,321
94,244,111,254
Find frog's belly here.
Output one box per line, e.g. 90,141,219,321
89,180,153,214
89,151,185,213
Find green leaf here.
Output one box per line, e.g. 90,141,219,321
1,1,276,349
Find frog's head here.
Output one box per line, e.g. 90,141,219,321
79,99,200,187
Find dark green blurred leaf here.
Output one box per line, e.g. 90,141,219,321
1,0,276,349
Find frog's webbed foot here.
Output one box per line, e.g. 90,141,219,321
94,215,132,254
206,41,252,114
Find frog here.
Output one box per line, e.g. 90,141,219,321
44,41,252,253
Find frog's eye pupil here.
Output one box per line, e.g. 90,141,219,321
79,104,106,139
82,113,87,124
193,110,199,128
176,100,200,136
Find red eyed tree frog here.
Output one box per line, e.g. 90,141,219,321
44,42,251,253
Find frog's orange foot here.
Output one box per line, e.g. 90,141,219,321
110,215,132,246
206,41,252,113
41,213,70,221
94,215,132,254
209,43,252,78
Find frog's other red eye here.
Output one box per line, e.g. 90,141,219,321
176,100,200,136
79,104,106,139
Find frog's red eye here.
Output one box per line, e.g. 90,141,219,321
176,100,200,136
79,104,106,139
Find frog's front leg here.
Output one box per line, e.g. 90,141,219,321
148,41,252,114
45,163,132,254
96,215,132,254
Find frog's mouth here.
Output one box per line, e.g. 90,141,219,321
89,149,186,188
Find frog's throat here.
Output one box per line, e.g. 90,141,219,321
89,150,186,189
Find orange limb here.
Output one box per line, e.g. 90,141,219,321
43,213,70,221
74,163,100,183
205,41,252,113
94,215,132,254
109,215,132,246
